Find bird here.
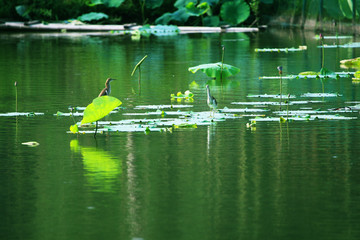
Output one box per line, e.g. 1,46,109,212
206,85,217,117
98,78,115,97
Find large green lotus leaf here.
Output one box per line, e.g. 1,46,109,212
81,96,122,124
175,0,196,8
155,12,172,25
189,62,240,79
145,0,163,9
220,0,250,25
324,0,345,19
339,0,354,19
78,12,109,22
171,8,191,22
203,16,220,26
200,0,219,6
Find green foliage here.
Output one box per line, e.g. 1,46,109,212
261,0,273,3
70,124,79,133
81,96,122,124
87,0,125,7
78,12,108,22
145,0,164,9
320,67,335,76
220,0,250,26
156,0,250,26
186,1,211,16
340,57,360,69
189,62,240,79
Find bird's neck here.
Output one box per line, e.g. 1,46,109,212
106,82,111,95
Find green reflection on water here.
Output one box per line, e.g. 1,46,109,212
70,139,121,193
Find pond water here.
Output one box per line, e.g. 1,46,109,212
1,29,360,240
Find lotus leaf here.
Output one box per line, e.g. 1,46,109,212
87,0,125,7
70,124,79,133
186,1,210,16
340,57,360,68
81,96,122,124
78,12,109,22
220,0,250,25
189,62,240,79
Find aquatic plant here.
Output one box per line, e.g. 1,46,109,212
77,12,108,22
156,0,250,26
340,57,360,69
70,96,122,137
277,66,283,110
189,46,240,81
255,46,307,53
170,90,194,102
14,81,18,112
131,55,148,94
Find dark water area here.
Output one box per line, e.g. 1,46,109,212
1,29,360,240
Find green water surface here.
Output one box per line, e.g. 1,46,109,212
1,29,360,240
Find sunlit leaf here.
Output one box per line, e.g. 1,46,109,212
299,71,318,75
186,1,210,16
70,124,79,133
81,96,122,124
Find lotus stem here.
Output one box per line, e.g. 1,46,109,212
277,66,283,111
320,33,324,69
94,121,98,138
132,55,147,94
220,45,225,82
286,93,290,120
14,81,18,112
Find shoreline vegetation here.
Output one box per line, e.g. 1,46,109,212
0,21,259,33
0,1,360,34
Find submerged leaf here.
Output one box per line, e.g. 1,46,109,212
81,96,122,124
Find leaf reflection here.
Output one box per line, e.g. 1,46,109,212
70,139,121,193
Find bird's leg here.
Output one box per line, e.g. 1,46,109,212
94,121,98,138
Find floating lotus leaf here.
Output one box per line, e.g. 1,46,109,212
70,124,79,133
340,57,360,69
78,12,109,22
81,96,122,124
299,71,318,75
189,62,240,79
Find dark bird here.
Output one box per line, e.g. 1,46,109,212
98,78,115,97
206,85,217,117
